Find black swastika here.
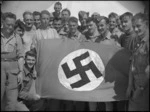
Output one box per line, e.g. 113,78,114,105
61,51,102,89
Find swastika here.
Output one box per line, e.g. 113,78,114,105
61,51,102,88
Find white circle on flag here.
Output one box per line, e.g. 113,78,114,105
58,49,105,91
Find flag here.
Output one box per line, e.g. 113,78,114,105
35,39,131,102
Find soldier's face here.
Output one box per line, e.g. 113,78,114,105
62,11,70,20
54,5,62,13
41,14,50,28
133,19,147,37
25,55,36,69
79,14,88,27
34,15,41,29
15,27,24,37
3,17,16,34
97,19,108,35
109,17,117,30
69,21,78,34
87,21,97,34
121,16,132,32
53,20,62,32
64,22,69,32
24,14,34,28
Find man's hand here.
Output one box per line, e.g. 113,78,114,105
34,94,41,100
17,72,23,85
126,85,133,99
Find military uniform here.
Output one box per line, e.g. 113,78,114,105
17,65,45,111
119,30,137,52
128,30,149,111
67,30,87,42
1,32,24,111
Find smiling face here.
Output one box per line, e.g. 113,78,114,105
97,19,109,35
121,16,132,33
34,15,41,29
132,18,147,37
109,17,117,30
25,55,36,69
24,14,34,29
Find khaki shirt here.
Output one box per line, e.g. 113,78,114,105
131,30,149,88
19,66,37,101
68,30,87,42
1,32,24,58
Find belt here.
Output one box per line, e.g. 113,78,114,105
1,58,18,62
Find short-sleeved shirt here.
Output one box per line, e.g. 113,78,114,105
119,30,137,52
1,32,24,58
35,27,60,41
67,30,87,42
18,66,37,100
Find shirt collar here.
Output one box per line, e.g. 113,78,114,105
141,29,149,42
68,30,80,38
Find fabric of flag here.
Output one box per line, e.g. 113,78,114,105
35,39,131,102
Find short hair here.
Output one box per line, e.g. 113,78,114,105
40,10,50,17
61,8,71,16
23,11,33,19
14,19,25,31
132,12,148,24
53,17,62,23
108,12,120,25
120,12,133,20
25,50,37,59
86,17,96,24
3,12,16,20
78,11,89,20
54,2,62,7
33,11,41,17
96,16,109,25
68,16,78,24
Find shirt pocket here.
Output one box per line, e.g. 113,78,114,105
7,43,17,52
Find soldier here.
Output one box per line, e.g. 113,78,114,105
1,12,24,111
108,12,123,39
16,50,44,111
67,16,86,42
127,13,149,111
84,17,100,42
52,2,62,19
96,16,120,46
35,10,60,41
14,19,26,38
78,11,89,34
119,12,137,53
53,18,68,39
61,8,71,22
22,11,36,54
33,11,41,29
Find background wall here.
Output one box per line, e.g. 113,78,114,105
1,1,146,20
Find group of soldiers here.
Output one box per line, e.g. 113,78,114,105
1,1,149,111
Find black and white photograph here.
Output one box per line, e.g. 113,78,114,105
1,1,149,111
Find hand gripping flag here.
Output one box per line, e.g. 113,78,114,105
35,39,131,102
